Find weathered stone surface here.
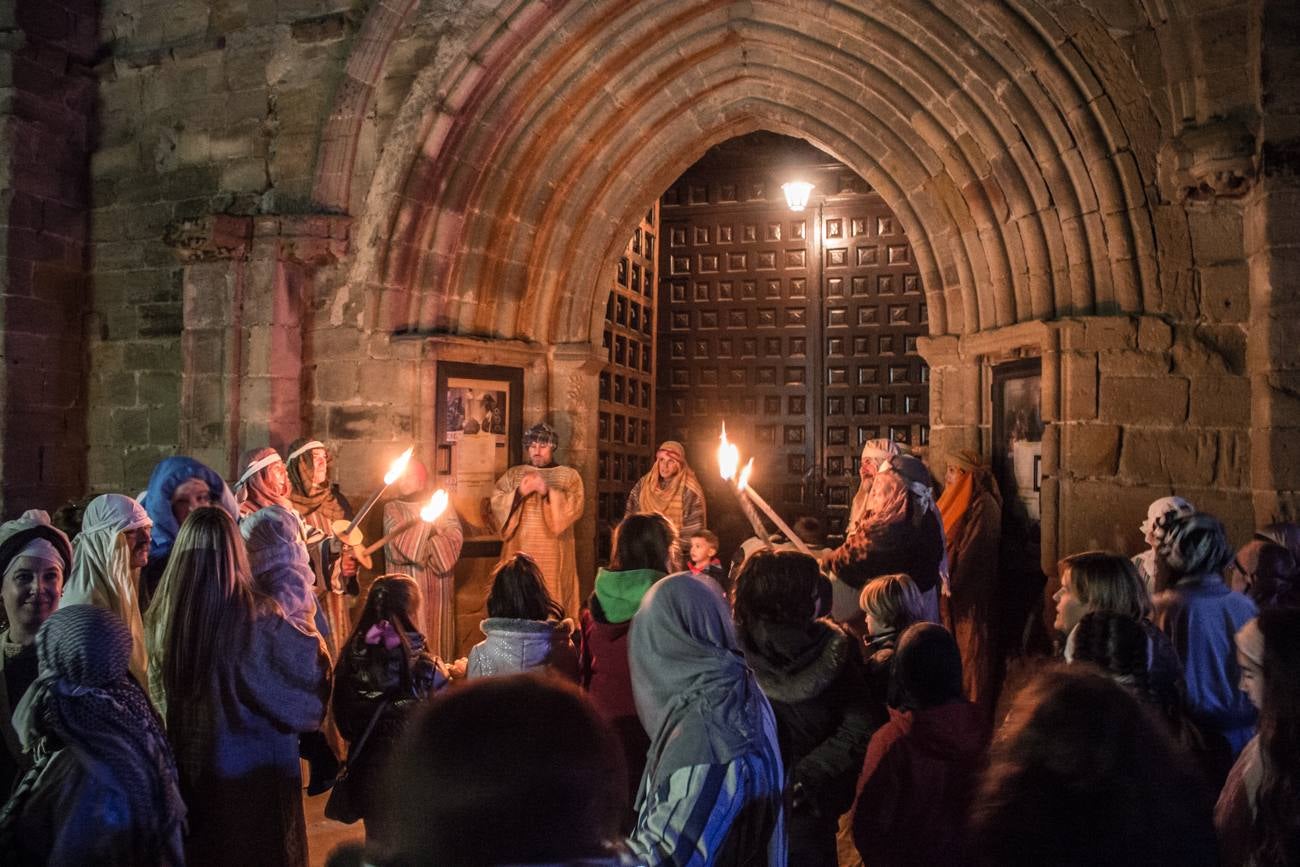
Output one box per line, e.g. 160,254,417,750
1099,375,1189,424
1119,428,1218,487
1061,422,1120,477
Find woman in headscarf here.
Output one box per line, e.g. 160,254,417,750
0,511,71,798
286,437,357,658
146,507,329,867
1133,495,1196,593
826,454,946,624
234,447,295,518
936,450,1003,717
62,494,153,684
139,455,239,612
382,458,463,660
625,573,786,865
241,506,318,634
0,605,185,866
1153,512,1259,765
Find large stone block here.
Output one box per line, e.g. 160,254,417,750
1200,262,1249,323
1060,351,1098,420
328,404,393,441
1061,422,1120,478
1189,374,1251,427
1099,375,1189,424
1119,428,1217,487
1058,479,1170,556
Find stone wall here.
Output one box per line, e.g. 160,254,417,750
0,1,96,515
0,0,1294,597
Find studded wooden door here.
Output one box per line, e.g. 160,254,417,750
657,165,928,558
596,205,659,562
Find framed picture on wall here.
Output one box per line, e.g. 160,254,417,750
435,362,524,557
991,357,1044,531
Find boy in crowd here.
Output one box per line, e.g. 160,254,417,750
688,530,727,588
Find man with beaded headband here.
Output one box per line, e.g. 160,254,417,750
285,437,358,657
490,422,585,620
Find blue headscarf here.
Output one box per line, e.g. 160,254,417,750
143,456,239,559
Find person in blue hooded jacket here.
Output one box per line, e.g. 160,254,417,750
138,456,239,613
1153,512,1259,773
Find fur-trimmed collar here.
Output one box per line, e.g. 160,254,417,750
742,618,855,704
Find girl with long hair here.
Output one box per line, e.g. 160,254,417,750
580,512,676,822
145,507,330,867
1216,608,1300,865
332,574,449,843
466,554,579,681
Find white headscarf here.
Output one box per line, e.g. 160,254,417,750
63,494,153,684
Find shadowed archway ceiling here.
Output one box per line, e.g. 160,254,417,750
374,0,1164,344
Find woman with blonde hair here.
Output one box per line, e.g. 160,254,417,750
145,507,330,867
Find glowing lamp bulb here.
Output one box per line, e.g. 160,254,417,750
782,181,814,212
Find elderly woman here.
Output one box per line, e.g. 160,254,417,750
1153,513,1259,761
625,573,787,865
139,455,239,612
826,453,945,623
0,605,185,866
62,494,153,684
1133,495,1195,593
0,512,71,798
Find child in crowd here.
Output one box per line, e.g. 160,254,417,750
331,575,449,842
860,574,926,727
688,529,727,588
467,554,580,681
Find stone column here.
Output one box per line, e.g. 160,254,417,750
167,213,348,477
550,341,603,596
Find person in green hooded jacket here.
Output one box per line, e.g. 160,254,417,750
580,513,677,826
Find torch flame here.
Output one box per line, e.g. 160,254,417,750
383,447,415,485
718,424,740,481
737,459,754,492
421,489,449,523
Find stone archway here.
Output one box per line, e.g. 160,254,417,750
275,0,1288,583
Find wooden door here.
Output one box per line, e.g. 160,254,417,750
596,204,659,562
657,164,928,559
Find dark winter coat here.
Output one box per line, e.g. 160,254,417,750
580,569,662,816
740,618,872,867
332,631,442,838
830,508,945,593
863,630,902,730
851,700,989,867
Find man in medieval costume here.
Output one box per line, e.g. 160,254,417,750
490,423,585,620
384,458,464,659
285,437,358,658
625,440,706,564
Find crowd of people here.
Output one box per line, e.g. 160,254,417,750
0,427,1296,866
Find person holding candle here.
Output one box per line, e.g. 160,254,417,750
625,440,707,563
490,423,585,621
825,453,946,624
286,437,359,657
382,458,463,660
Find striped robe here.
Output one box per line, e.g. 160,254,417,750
490,464,585,620
382,498,464,659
